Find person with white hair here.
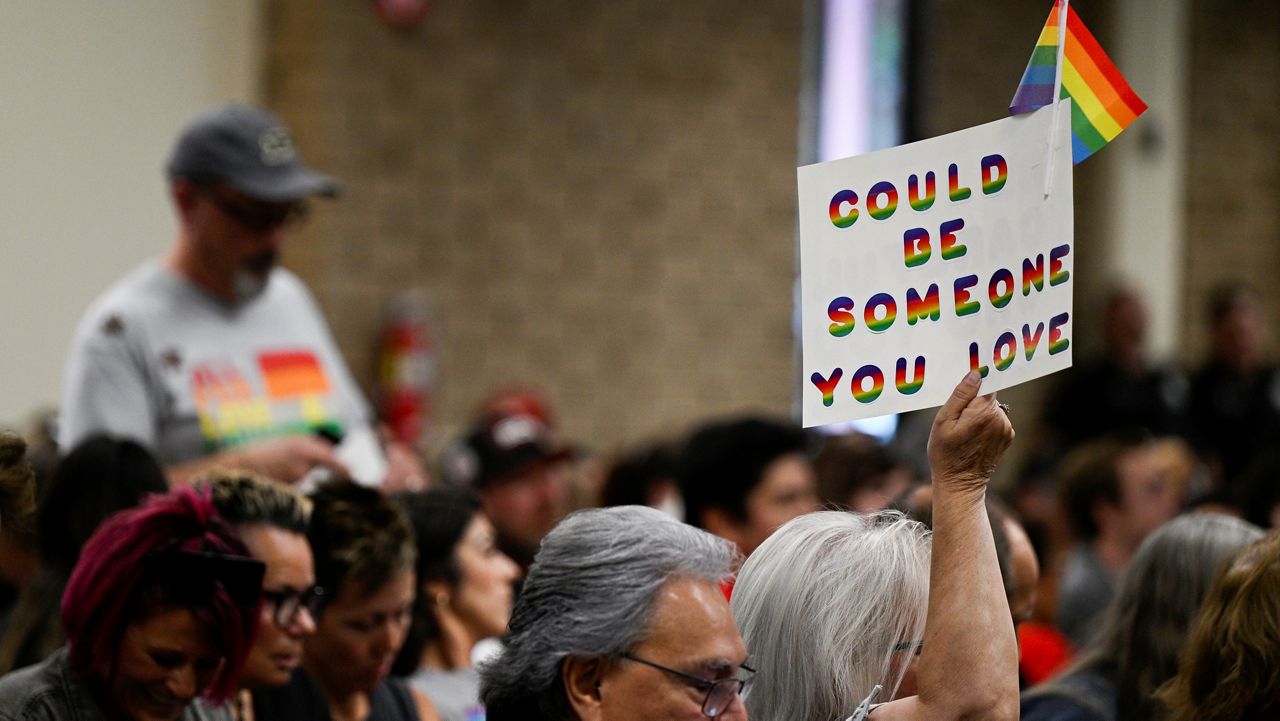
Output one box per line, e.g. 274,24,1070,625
479,504,746,720
731,371,1019,721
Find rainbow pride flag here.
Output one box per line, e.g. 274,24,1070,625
1009,0,1147,164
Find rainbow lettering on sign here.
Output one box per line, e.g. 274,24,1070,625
1022,322,1045,360
994,331,1018,371
906,284,941,325
948,163,972,202
939,218,966,260
989,268,1015,308
867,181,899,221
895,356,926,395
981,154,1008,195
908,172,936,211
828,297,856,337
811,368,843,407
829,190,858,228
954,275,980,317
864,293,898,333
1049,312,1071,354
852,365,885,403
1049,244,1071,285
1022,254,1045,295
903,227,931,268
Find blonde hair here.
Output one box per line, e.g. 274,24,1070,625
200,469,311,533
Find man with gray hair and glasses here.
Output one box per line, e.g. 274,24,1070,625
480,505,749,720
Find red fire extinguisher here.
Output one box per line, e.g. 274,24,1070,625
377,290,435,446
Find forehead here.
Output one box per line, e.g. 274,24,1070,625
327,569,416,613
632,576,746,670
758,453,815,491
125,607,216,656
461,514,493,542
238,524,314,586
1116,447,1160,482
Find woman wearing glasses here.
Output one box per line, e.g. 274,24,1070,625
204,472,327,721
731,372,1020,721
0,487,263,721
254,480,440,721
391,487,520,721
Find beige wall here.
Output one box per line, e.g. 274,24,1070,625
268,0,805,452
265,0,1280,463
1181,0,1280,362
0,1,262,426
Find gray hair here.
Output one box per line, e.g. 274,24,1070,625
480,505,738,721
1026,512,1263,721
731,510,931,721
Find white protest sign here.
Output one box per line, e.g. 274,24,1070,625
800,101,1073,426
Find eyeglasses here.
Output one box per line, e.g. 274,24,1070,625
262,585,325,628
199,186,309,232
618,652,754,718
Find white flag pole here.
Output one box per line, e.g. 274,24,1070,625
1043,0,1070,198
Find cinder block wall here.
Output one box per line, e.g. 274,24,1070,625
266,0,1279,461
1180,0,1280,363
267,1,804,452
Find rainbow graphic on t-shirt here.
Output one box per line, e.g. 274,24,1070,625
260,350,331,398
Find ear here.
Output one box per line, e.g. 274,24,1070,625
423,578,451,603
701,507,745,551
172,179,199,218
563,656,606,721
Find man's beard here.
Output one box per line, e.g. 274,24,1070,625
231,252,278,303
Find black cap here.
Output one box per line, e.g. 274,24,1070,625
166,104,339,202
442,412,572,488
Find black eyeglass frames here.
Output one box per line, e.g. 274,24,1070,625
618,652,754,718
262,585,324,628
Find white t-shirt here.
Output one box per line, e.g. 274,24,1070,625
60,261,371,465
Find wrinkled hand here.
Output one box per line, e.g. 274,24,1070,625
230,435,349,485
927,371,1015,494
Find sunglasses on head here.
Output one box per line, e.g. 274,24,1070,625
146,549,265,610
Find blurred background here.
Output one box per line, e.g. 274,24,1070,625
1,0,1276,486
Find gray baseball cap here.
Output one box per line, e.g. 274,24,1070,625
166,104,339,202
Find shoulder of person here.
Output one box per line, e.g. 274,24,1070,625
409,686,442,721
1021,671,1115,721
0,655,78,721
71,261,172,344
266,267,313,298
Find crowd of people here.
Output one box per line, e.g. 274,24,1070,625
1,103,1278,721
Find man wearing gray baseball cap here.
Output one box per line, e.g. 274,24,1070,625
59,105,425,489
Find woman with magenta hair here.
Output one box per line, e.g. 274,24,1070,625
0,487,264,721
